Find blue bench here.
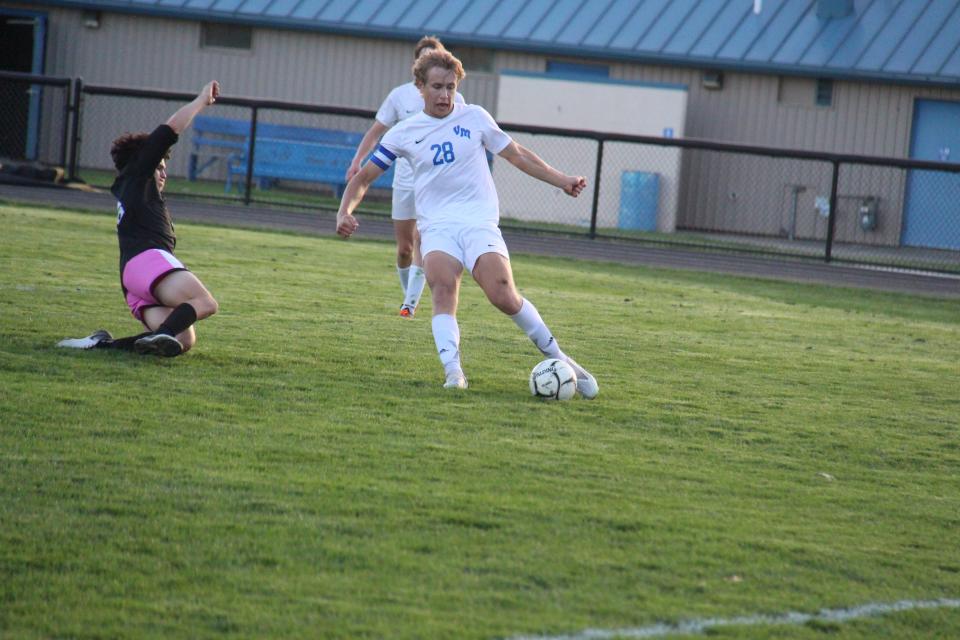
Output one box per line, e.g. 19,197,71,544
188,116,393,195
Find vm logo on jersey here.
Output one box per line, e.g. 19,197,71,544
453,125,471,139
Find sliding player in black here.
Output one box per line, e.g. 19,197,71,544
57,81,220,357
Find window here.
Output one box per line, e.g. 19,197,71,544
815,78,833,107
200,22,252,50
546,60,610,78
778,76,832,108
446,46,493,73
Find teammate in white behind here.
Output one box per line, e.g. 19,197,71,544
336,50,598,398
346,36,464,319
530,358,578,400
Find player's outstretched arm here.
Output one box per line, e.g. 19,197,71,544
166,81,220,135
336,161,385,238
346,120,390,182
498,141,586,197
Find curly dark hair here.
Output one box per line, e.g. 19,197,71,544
110,132,170,172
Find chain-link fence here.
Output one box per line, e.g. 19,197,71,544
5,73,960,274
496,126,960,274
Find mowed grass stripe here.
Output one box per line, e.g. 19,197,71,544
1,203,958,639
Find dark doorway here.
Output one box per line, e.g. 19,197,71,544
0,13,41,159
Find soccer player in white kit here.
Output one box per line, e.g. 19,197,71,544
346,36,464,318
336,50,598,397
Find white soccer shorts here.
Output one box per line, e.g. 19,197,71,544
391,188,417,221
420,223,510,273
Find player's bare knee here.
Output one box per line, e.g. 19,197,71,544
205,295,219,317
491,293,521,315
192,294,218,319
483,282,519,312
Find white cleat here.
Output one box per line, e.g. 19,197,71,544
565,357,599,399
57,329,113,350
443,370,468,389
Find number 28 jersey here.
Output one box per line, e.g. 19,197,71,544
374,82,465,192
371,103,512,229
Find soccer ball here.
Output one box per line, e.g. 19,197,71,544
529,358,577,400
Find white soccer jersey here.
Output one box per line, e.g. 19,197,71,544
375,82,465,191
371,103,513,230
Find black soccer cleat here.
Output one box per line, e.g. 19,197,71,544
134,333,183,357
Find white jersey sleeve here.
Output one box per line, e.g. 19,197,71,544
374,86,404,128
370,124,408,171
370,141,399,172
476,106,512,155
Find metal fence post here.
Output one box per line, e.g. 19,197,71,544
589,139,603,239
243,106,259,205
825,159,840,262
59,82,71,170
67,77,83,182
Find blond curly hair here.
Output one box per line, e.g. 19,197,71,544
412,49,465,87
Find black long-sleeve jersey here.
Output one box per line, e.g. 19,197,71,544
111,124,179,283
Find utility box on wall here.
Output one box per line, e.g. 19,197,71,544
495,71,687,232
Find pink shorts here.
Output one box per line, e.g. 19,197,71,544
122,249,186,324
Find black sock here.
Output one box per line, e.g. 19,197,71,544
95,332,151,351
157,303,197,337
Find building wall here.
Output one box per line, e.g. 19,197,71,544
14,3,960,245
30,5,500,111
501,51,960,245
14,4,501,178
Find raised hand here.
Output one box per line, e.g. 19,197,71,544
202,81,220,106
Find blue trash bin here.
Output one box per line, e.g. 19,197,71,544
618,171,659,231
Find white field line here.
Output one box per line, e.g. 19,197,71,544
507,598,960,640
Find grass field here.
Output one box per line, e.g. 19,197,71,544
1,202,959,639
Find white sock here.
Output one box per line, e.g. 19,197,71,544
397,265,410,295
431,314,462,374
404,266,427,310
510,298,565,359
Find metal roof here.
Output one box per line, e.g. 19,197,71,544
27,0,960,86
